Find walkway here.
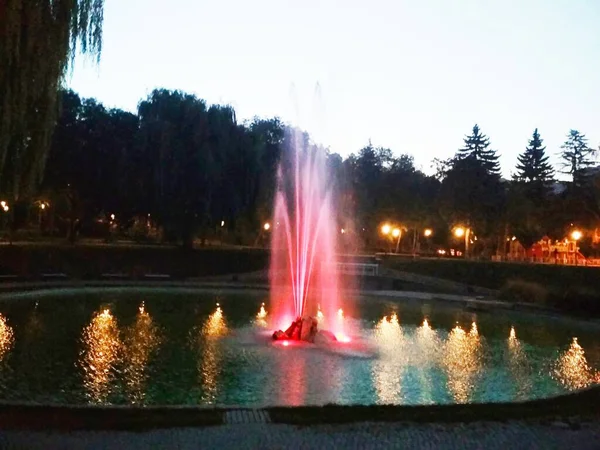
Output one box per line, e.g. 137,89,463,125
1,420,599,449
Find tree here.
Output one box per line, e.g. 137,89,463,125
0,1,105,203
137,89,212,247
506,129,555,248
457,124,501,176
515,129,554,184
560,130,596,185
43,91,138,239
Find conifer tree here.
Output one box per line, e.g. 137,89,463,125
515,128,554,184
560,130,596,185
457,124,501,176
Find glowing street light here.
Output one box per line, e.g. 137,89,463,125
453,226,471,258
220,220,225,227
263,222,271,231
454,227,465,238
392,228,401,238
381,224,391,235
424,228,432,237
571,230,582,241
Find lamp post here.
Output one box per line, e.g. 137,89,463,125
37,201,48,231
454,226,471,258
571,230,582,266
392,227,402,253
423,228,433,254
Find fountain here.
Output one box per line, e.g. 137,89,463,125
269,128,346,343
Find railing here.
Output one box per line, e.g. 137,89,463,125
335,262,379,276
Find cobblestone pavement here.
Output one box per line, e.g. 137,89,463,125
1,421,600,449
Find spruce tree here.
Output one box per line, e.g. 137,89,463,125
560,130,596,184
515,128,554,184
457,124,501,176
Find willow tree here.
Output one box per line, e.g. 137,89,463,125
0,0,104,202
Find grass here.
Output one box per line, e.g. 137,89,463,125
382,257,600,316
0,244,269,279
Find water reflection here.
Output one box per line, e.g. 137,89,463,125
79,309,122,403
198,305,229,404
122,302,161,404
415,319,442,366
506,326,531,399
202,304,228,337
255,303,268,328
414,319,440,404
0,314,14,362
443,322,482,403
373,313,405,404
552,338,596,390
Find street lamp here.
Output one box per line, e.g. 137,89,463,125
381,224,391,235
263,222,271,231
424,228,432,237
392,227,403,253
571,230,582,241
453,226,471,258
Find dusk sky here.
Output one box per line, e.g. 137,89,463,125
68,0,600,177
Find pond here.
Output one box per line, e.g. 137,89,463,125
0,287,597,407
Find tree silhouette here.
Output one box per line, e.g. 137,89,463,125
457,124,501,176
515,129,554,184
560,130,596,186
0,0,104,202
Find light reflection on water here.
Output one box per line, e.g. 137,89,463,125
506,326,532,399
0,314,14,362
79,309,122,404
442,322,482,404
0,294,597,407
373,313,406,404
552,337,598,390
197,304,229,404
122,302,161,404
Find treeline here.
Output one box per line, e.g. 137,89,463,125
9,88,600,255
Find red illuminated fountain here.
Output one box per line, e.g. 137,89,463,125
269,128,347,344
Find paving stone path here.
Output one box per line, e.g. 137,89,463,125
1,420,600,449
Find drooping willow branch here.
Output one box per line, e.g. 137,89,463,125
0,0,104,201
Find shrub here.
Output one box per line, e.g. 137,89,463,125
498,279,549,305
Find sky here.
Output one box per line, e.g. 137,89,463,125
68,0,600,177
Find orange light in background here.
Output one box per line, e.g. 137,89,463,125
571,230,582,241
381,224,391,235
263,222,271,231
392,228,401,238
454,227,465,238
424,228,432,237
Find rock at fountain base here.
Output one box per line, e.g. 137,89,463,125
314,330,337,345
272,316,319,343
